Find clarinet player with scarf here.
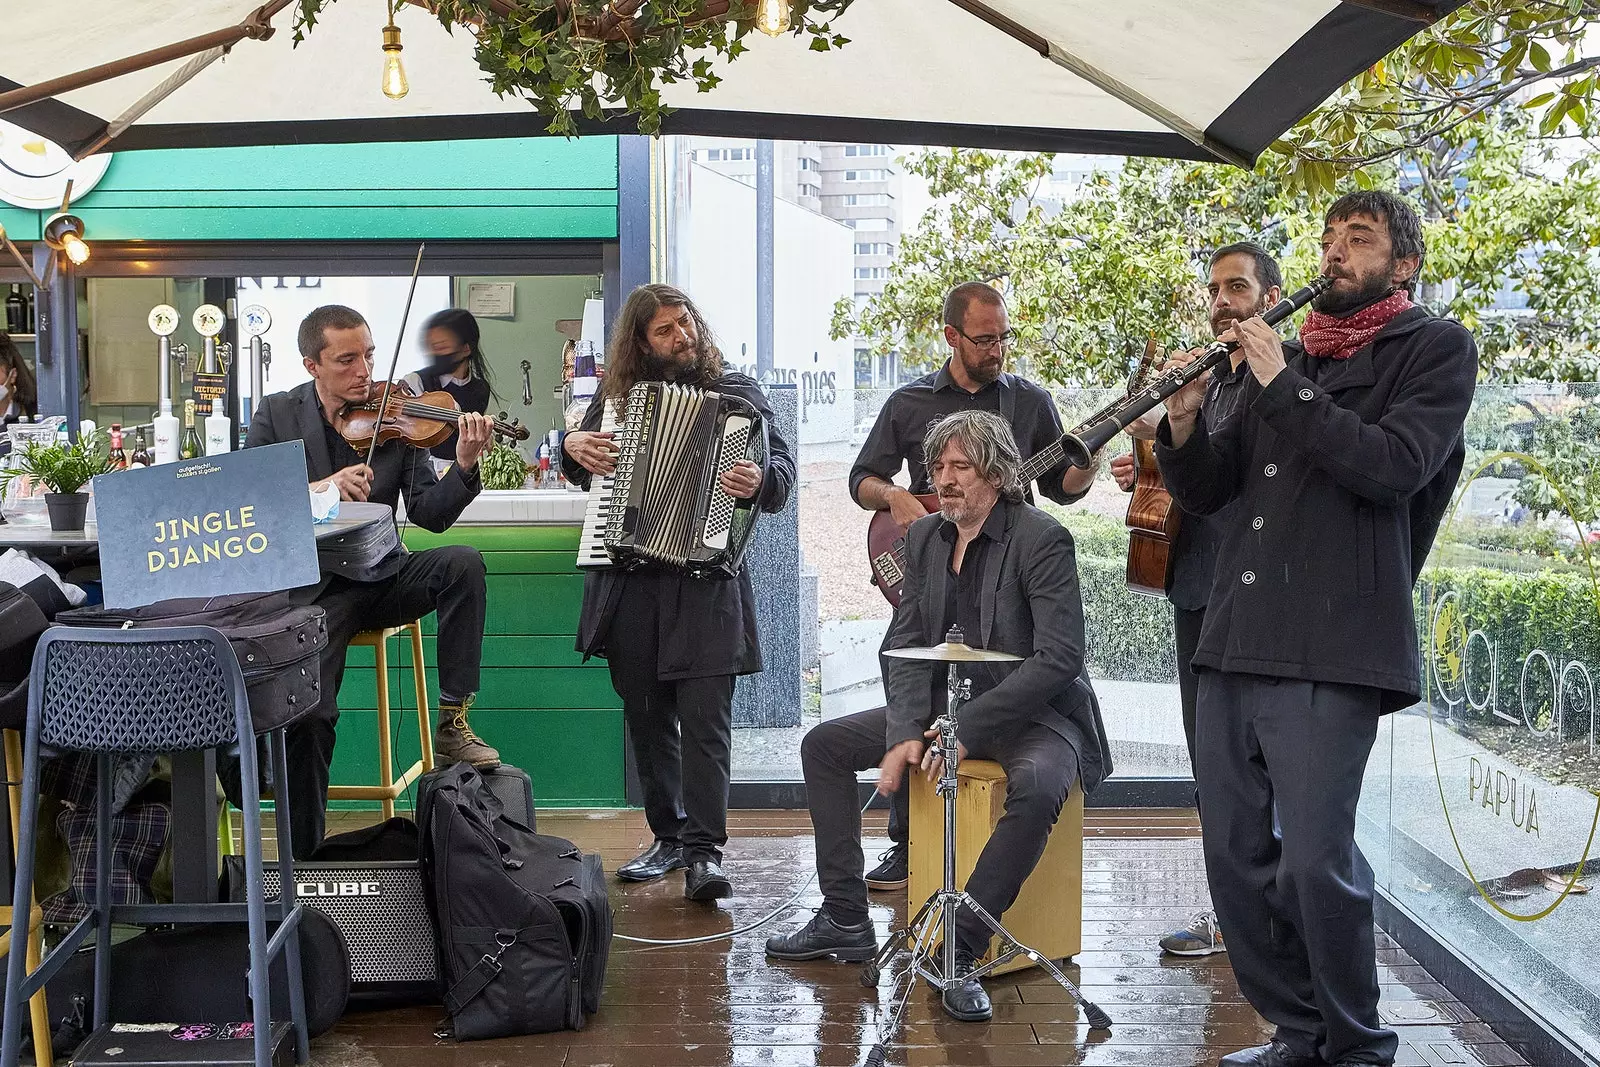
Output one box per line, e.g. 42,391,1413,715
1154,191,1477,1067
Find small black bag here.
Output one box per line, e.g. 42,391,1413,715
0,580,48,729
56,591,327,732
419,763,610,1040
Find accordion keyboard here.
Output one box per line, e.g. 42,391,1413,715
575,399,624,568
702,414,753,551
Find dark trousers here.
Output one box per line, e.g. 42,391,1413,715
1172,606,1205,771
284,545,487,860
801,706,1078,956
604,577,735,865
1195,671,1396,1065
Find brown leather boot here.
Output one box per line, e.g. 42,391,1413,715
434,695,500,768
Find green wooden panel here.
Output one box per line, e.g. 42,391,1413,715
329,521,620,807
477,551,585,575
346,634,593,669
0,137,618,242
340,666,618,711
403,525,581,552
329,707,624,808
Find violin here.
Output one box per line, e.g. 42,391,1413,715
335,381,529,452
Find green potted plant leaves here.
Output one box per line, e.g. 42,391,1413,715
0,431,115,531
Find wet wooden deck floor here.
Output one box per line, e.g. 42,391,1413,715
311,808,1527,1067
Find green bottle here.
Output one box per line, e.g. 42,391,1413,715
180,399,203,460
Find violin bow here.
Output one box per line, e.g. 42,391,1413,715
365,242,427,469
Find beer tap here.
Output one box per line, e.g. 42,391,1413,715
148,304,182,464
240,304,272,434
192,304,231,455
520,359,534,407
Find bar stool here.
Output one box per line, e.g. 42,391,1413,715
0,729,51,1067
0,626,310,1067
327,621,435,820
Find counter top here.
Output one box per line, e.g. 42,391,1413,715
399,487,589,526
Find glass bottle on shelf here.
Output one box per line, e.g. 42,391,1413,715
4,285,24,334
130,428,153,467
108,424,129,470
180,399,203,460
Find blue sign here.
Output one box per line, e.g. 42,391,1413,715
93,441,320,608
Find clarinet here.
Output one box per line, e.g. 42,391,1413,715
1058,275,1334,469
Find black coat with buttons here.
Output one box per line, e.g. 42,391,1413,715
1155,306,1477,713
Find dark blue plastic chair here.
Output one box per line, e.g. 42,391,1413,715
0,626,310,1067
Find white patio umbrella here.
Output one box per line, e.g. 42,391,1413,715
0,1,1458,164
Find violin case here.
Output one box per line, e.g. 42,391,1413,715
315,502,403,583
56,591,327,733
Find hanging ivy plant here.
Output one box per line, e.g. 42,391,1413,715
293,1,854,136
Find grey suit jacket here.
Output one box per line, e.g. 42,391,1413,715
880,499,1112,797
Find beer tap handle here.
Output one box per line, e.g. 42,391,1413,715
260,340,272,378
172,342,191,381
216,341,233,371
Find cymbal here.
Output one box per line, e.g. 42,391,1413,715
883,641,1022,663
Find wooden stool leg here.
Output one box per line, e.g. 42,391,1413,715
6,730,52,1067
373,636,396,822
411,622,434,772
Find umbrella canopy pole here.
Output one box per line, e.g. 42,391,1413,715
0,0,293,120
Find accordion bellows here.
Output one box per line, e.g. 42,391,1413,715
577,382,767,578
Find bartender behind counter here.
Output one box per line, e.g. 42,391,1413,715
402,308,496,470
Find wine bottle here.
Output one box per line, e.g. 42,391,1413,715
180,399,203,460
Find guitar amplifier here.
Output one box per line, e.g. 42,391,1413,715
223,858,436,999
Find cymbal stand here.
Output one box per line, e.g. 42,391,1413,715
860,636,1110,1067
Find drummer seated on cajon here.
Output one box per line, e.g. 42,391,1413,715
241,304,500,860
766,409,1111,1023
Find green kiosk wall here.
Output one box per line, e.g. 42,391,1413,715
1,135,627,806
338,525,625,808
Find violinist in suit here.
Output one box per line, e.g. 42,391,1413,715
244,304,498,858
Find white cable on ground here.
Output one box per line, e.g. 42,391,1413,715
612,792,881,949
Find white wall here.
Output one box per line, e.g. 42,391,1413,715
235,275,453,401
678,163,853,445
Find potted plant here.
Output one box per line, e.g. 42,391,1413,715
0,431,115,531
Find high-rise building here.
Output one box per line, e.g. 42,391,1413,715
679,137,906,386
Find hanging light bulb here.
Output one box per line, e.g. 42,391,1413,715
43,212,90,266
381,9,409,100
755,0,791,37
61,232,90,265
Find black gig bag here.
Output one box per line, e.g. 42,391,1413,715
56,591,327,732
418,763,610,1040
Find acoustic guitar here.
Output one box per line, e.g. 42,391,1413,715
1123,337,1182,597
864,350,1161,608
1125,435,1182,597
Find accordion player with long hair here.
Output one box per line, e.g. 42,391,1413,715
561,284,796,902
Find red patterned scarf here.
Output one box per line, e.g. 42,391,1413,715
1299,289,1413,360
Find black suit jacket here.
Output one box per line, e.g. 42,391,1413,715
245,382,482,585
881,499,1112,796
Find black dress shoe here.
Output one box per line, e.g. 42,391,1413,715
766,910,878,962
940,953,992,1022
684,860,734,901
616,840,686,883
1218,1042,1322,1067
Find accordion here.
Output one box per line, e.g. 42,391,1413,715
577,381,767,578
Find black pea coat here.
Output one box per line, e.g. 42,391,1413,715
561,373,797,680
1155,307,1478,713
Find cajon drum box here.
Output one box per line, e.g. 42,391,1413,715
908,758,1083,975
